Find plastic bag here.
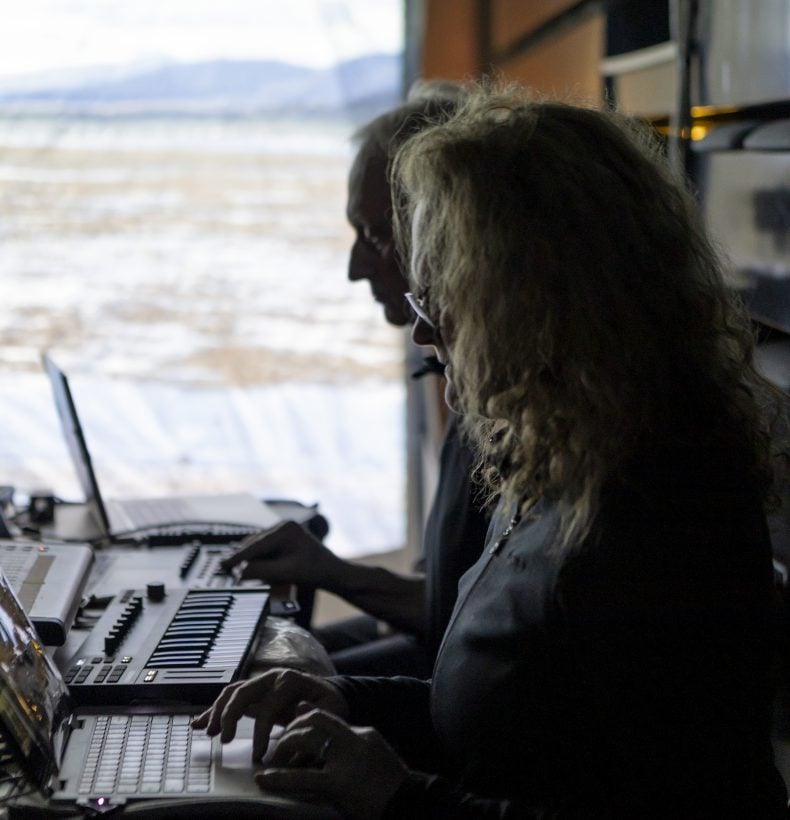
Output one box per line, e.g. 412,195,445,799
251,616,335,676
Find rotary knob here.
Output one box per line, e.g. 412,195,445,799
146,582,166,602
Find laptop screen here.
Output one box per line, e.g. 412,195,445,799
0,570,71,787
41,352,111,535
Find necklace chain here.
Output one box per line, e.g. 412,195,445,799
489,496,539,555
490,509,523,555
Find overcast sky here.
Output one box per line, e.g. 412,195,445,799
0,0,403,80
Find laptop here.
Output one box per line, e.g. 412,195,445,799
0,571,337,817
42,352,281,542
0,537,93,645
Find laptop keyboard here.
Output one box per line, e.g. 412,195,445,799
119,498,196,529
79,714,211,795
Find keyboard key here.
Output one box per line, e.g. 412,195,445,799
140,782,162,793
189,739,212,765
85,712,216,801
117,784,138,794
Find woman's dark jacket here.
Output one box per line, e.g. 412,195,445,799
335,443,787,817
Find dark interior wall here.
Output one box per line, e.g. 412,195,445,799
421,0,480,81
421,0,605,103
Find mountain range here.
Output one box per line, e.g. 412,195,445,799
0,53,402,120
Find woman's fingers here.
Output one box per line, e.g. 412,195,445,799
268,708,349,770
265,723,327,768
192,669,350,769
192,668,348,764
218,668,295,743
258,710,350,797
255,708,409,819
191,679,244,732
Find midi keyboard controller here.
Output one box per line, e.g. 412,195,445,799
63,585,270,706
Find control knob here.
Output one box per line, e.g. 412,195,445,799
147,582,166,602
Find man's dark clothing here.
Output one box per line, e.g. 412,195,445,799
318,413,489,675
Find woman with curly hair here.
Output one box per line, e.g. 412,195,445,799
194,86,787,818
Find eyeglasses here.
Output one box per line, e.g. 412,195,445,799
404,291,438,330
360,225,392,257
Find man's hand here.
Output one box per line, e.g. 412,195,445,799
222,520,342,587
258,708,408,820
222,520,427,637
191,667,349,762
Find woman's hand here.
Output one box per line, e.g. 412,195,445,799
221,520,342,587
191,668,349,761
259,707,408,820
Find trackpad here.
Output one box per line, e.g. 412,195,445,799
220,738,254,769
217,721,282,768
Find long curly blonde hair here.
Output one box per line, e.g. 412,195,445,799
393,85,776,550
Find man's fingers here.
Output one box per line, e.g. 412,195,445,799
221,521,297,566
240,559,281,581
220,533,270,569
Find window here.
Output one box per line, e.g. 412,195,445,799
0,1,406,557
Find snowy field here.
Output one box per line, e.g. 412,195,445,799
0,116,406,557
